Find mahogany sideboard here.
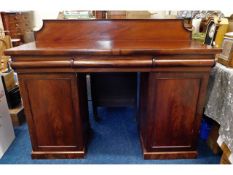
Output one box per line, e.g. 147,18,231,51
5,19,221,159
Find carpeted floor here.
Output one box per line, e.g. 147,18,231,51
0,105,221,164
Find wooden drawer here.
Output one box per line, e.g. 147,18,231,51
1,11,34,42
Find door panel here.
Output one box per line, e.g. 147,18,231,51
26,79,77,147
19,74,85,152
150,77,200,149
143,72,206,152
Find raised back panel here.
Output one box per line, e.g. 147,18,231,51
35,19,191,47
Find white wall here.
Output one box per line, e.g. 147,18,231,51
0,15,5,34
222,10,233,17
32,10,178,30
33,10,60,31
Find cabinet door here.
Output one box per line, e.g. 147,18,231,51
18,73,87,154
145,72,208,151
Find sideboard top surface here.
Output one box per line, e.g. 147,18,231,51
5,40,221,56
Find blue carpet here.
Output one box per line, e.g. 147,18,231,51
0,105,221,164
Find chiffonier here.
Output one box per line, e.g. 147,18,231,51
5,19,221,159
1,11,34,44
